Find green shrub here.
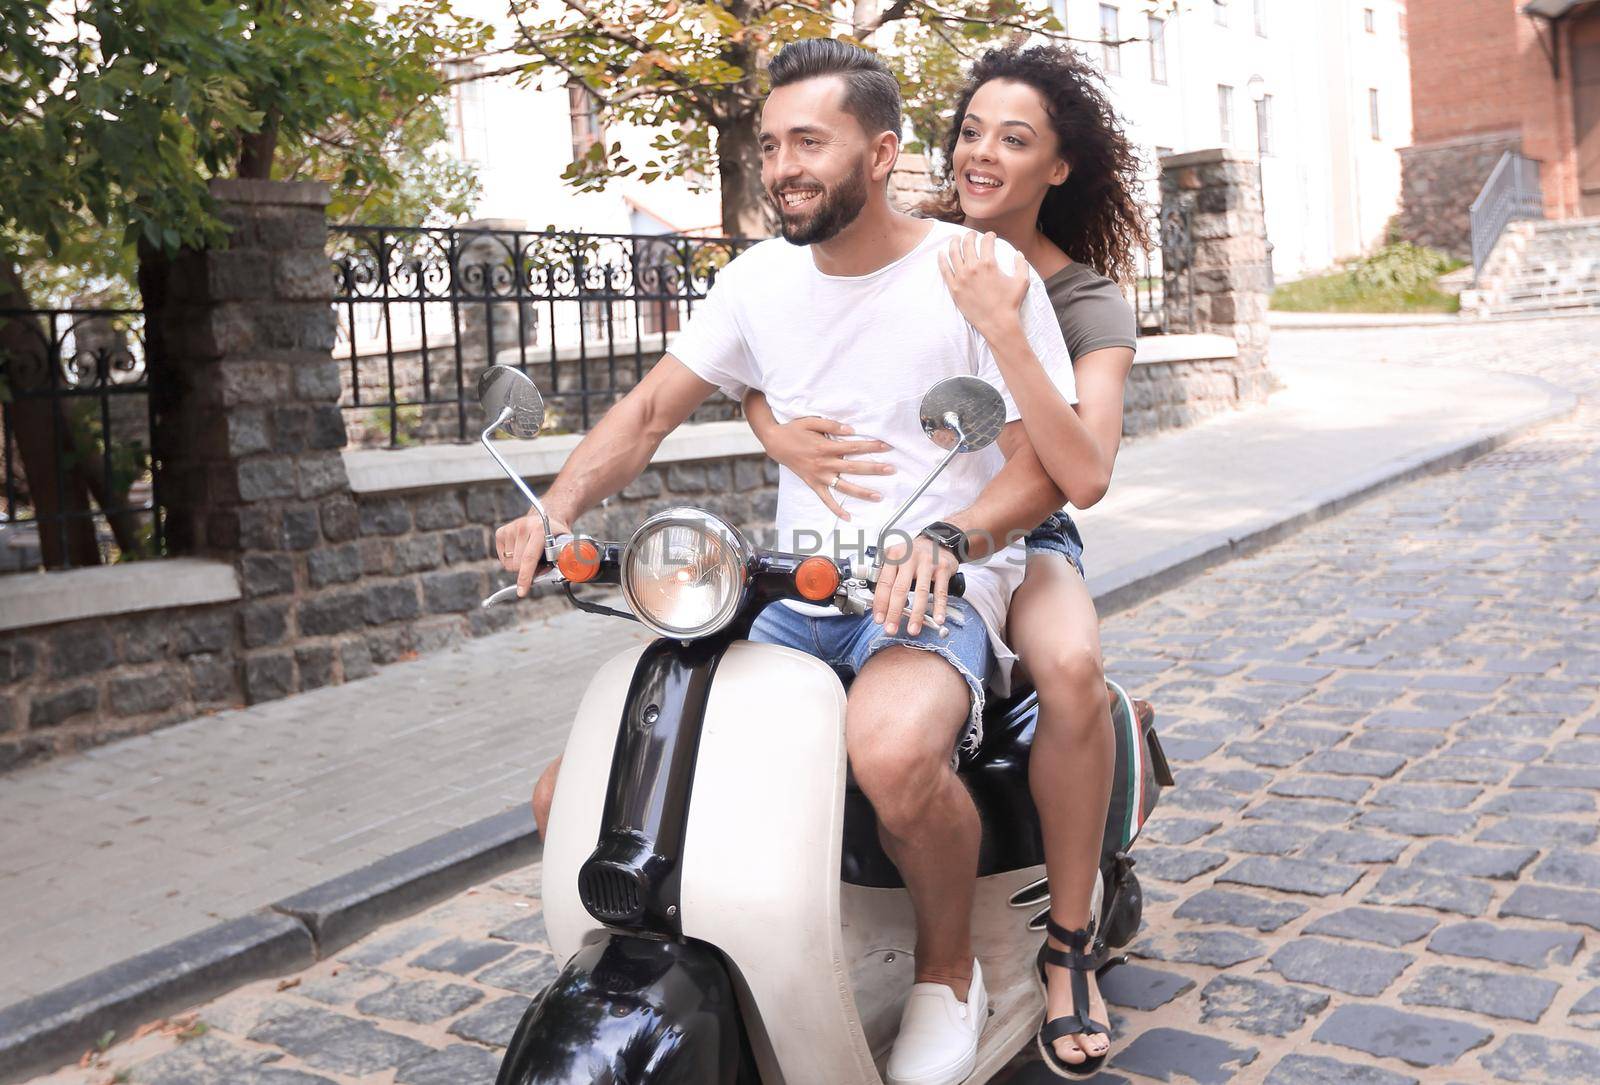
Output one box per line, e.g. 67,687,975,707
1350,242,1461,292
1271,242,1465,313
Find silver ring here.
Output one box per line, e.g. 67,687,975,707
828,473,841,489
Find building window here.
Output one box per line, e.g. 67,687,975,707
1218,84,1234,145
1368,88,1381,140
1214,0,1229,27
1100,5,1122,75
1255,94,1272,155
1254,0,1267,36
1148,15,1168,83
447,61,490,166
1363,7,1375,32
568,82,606,163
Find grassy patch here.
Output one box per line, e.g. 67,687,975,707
1271,242,1466,314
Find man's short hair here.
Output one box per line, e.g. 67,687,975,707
767,38,902,139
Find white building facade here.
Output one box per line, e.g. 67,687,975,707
446,0,724,237
1051,0,1413,278
445,0,1412,278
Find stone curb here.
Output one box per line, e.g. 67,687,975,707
0,809,539,1084
1268,310,1600,329
0,372,1577,1084
1091,371,1577,619
0,914,312,1084
273,806,539,958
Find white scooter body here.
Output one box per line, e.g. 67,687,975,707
473,364,1164,1084
543,639,1103,1084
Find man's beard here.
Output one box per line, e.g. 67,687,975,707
771,162,869,245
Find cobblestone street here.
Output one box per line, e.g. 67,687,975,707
24,317,1600,1085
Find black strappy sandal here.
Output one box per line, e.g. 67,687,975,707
1034,917,1113,1078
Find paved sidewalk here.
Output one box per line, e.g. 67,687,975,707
0,324,1574,1013
23,315,1599,1085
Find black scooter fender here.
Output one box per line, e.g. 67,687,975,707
496,931,758,1085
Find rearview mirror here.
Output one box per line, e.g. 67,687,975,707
918,375,1005,454
873,376,1009,574
475,365,554,559
478,365,545,439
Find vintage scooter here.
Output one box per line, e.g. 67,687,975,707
473,365,1174,1084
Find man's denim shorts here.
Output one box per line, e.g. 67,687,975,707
1025,509,1086,576
748,597,993,756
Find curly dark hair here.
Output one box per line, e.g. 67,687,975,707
929,44,1149,284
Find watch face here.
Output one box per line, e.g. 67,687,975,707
923,523,965,553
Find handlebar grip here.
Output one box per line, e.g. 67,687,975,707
948,571,965,598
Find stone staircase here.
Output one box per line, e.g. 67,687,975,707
1460,217,1600,318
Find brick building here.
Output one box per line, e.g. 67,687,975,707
1398,0,1600,256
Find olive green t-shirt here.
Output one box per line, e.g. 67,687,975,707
1043,262,1138,360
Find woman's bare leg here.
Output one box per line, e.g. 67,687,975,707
532,755,562,838
1008,553,1115,1066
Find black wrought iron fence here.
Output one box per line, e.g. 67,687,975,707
0,308,159,574
329,226,758,448
1132,205,1194,335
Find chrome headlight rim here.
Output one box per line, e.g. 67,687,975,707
621,507,754,639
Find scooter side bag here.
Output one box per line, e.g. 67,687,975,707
1101,679,1171,859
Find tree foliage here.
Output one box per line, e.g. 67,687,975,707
0,0,486,569
500,0,1175,236
0,0,488,290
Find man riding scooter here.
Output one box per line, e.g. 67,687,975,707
497,39,1080,1085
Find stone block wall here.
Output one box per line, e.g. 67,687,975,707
316,451,777,677
1123,354,1252,437
1397,130,1524,260
0,605,241,770
0,451,777,769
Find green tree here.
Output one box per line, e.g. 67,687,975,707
497,0,1173,237
0,0,487,567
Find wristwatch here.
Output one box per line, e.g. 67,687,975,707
919,521,969,563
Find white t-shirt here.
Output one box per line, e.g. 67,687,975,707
670,218,1077,693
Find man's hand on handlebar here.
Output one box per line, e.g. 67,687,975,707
873,534,958,637
495,509,571,598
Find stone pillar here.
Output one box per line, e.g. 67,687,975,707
1159,148,1273,404
890,152,938,213
140,179,355,703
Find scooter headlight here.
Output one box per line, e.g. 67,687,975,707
621,509,752,639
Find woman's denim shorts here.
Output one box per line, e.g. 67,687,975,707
1024,509,1086,576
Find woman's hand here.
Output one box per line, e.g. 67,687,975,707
939,231,1029,341
760,416,895,521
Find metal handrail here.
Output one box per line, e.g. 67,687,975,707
1469,150,1544,281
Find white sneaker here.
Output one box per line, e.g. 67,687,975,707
885,958,988,1085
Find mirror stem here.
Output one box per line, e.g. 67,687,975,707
480,408,556,560
872,424,967,579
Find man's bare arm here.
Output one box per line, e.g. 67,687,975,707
502,355,718,593
946,422,1067,560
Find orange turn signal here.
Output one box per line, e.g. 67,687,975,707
556,538,603,583
794,556,841,602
